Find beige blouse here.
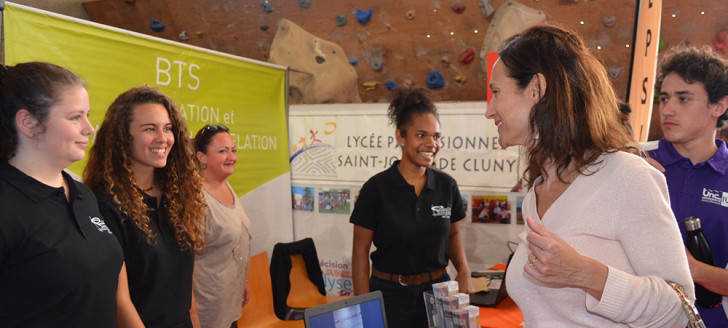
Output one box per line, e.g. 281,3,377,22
193,181,252,328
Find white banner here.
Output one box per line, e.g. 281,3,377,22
289,102,521,189
289,102,525,296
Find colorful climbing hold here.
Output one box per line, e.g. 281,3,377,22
315,56,325,64
402,79,413,88
458,48,475,64
260,25,270,31
370,58,383,71
440,56,451,64
261,0,273,13
363,82,378,91
178,30,189,41
455,75,467,84
405,9,416,20
299,0,311,9
195,31,204,38
355,8,373,25
349,58,359,66
714,30,728,53
426,71,444,89
603,16,616,27
385,80,398,90
478,0,494,17
150,18,165,32
452,3,466,14
336,14,348,27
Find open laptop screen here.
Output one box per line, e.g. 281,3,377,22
304,290,387,328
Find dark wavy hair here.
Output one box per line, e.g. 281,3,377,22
0,62,83,160
387,88,439,134
83,86,207,251
498,25,638,188
656,45,728,128
193,124,230,168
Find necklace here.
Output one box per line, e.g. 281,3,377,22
142,184,156,192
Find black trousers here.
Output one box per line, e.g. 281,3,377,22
370,273,450,328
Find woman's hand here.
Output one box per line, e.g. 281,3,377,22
455,270,475,294
524,217,608,299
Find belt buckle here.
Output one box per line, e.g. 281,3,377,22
398,275,408,286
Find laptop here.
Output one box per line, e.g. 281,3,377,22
469,252,513,307
304,290,388,328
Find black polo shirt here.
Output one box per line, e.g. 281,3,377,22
0,161,122,327
350,160,465,275
98,192,194,328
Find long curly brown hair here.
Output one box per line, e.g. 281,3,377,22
498,25,639,188
83,86,206,251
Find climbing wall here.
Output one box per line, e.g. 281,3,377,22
84,0,641,103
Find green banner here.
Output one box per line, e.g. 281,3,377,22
5,3,289,196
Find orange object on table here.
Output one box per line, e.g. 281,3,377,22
477,263,524,328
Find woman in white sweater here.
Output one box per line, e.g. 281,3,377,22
485,24,694,327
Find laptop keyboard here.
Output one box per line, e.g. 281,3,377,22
469,289,499,307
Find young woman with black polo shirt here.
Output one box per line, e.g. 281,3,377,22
350,88,474,328
0,62,123,326
84,86,207,328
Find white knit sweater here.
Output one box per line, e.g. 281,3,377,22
506,151,694,327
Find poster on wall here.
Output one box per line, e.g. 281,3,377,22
289,102,526,295
5,3,293,255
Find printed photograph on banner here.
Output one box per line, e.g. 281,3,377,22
516,195,525,225
471,195,511,224
460,194,469,218
292,185,315,212
318,188,351,214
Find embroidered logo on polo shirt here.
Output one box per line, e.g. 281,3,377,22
431,205,452,219
701,188,728,208
90,216,113,234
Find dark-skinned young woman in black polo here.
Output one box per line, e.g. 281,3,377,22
350,87,474,328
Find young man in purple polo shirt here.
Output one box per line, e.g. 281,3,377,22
649,46,728,327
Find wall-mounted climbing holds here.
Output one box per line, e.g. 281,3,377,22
479,0,494,17
385,80,398,90
458,48,475,64
260,25,270,31
299,0,311,9
452,3,466,14
426,71,444,89
603,16,616,27
402,79,413,88
355,8,373,25
336,14,347,26
349,58,358,66
405,9,415,20
261,0,273,13
363,82,378,91
714,30,728,52
455,75,467,84
179,30,189,41
150,18,165,32
607,66,622,78
440,56,451,64
315,56,325,64
195,31,203,38
370,58,383,71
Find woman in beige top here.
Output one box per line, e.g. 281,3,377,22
192,124,252,328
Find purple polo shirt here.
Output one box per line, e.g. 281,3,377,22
649,138,728,327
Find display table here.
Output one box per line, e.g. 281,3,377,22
477,263,523,328
479,297,523,328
